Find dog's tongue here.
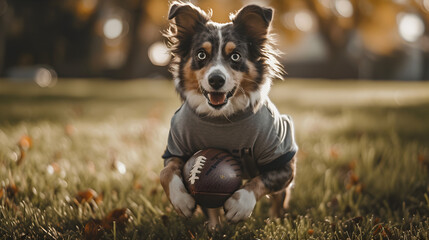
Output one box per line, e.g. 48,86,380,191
208,92,226,106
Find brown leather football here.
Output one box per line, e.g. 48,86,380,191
182,149,242,208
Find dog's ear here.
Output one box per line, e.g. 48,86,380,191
232,5,273,40
168,2,209,42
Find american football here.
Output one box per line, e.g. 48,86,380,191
182,149,242,208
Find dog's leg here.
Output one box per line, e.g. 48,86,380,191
206,208,222,230
224,157,296,222
269,190,286,218
283,185,292,209
160,157,196,217
269,186,293,218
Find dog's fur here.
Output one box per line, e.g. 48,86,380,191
160,1,296,228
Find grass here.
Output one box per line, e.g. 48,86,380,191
0,78,428,239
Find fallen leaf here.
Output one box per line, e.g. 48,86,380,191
74,189,99,205
374,217,381,225
19,135,32,150
6,183,18,199
346,171,360,190
84,219,103,240
349,172,359,184
418,154,429,169
307,229,314,235
418,154,426,163
354,183,364,193
102,208,130,232
330,147,339,159
133,180,142,190
65,124,76,136
348,159,357,170
95,192,103,205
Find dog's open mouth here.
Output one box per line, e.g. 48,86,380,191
201,87,236,109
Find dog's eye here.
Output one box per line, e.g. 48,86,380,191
197,51,207,60
231,53,241,62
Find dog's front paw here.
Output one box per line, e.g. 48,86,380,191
169,175,196,217
224,189,256,222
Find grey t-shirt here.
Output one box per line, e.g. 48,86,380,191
162,99,298,178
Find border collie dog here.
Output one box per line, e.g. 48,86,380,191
160,1,298,228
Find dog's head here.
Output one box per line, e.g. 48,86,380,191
165,2,283,116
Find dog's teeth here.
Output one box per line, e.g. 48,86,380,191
208,93,226,106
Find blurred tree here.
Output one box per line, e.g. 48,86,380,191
411,0,429,79
1,0,427,80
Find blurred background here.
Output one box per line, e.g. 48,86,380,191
0,0,428,86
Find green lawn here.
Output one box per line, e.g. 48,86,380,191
0,79,428,239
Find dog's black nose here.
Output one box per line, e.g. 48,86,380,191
208,74,225,90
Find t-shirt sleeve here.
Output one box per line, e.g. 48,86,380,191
255,114,298,172
162,109,191,166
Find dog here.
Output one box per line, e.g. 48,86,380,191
160,1,298,228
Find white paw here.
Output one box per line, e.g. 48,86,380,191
169,175,196,217
224,189,256,222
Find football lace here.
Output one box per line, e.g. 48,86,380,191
188,156,206,184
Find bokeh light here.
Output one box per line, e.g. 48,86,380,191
424,0,429,12
34,67,58,88
103,18,123,40
294,11,314,32
335,0,354,18
148,41,171,66
398,13,425,43
282,10,315,32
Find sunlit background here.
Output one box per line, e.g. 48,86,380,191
0,0,428,85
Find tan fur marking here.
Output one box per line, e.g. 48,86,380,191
183,59,199,92
225,42,236,55
237,60,260,96
202,41,212,55
160,157,184,199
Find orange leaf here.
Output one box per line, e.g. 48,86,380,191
374,217,381,225
65,124,76,136
349,172,359,185
84,219,103,240
307,229,314,235
418,154,426,163
133,180,142,190
102,208,130,232
95,192,103,205
74,189,98,204
330,147,339,159
348,160,357,170
355,183,364,193
19,135,32,150
0,188,3,199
